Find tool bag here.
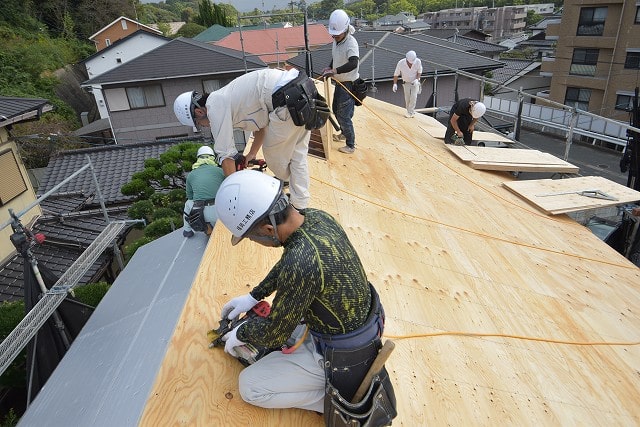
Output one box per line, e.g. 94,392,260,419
184,200,208,232
352,78,368,106
273,73,330,130
324,366,397,427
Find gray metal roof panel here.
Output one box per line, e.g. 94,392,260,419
84,37,267,85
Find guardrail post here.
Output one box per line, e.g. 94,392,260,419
564,107,578,161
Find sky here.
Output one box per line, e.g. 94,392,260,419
139,0,321,13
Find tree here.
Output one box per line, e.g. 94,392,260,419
175,22,206,37
120,142,204,260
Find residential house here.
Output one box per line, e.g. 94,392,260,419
445,34,508,60
422,28,491,41
0,140,178,303
423,7,487,32
80,37,267,145
287,31,504,111
210,24,333,68
0,97,52,266
89,16,163,52
488,58,550,101
193,22,287,43
540,0,640,120
372,12,416,31
81,29,171,127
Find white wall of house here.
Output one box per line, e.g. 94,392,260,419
84,34,168,79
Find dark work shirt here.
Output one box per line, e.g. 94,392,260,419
451,98,473,118
238,209,371,348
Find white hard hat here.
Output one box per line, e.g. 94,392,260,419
406,50,417,62
174,91,199,127
328,9,350,35
215,170,288,245
471,101,486,118
197,145,214,157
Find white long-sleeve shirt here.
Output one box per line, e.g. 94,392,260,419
393,58,423,83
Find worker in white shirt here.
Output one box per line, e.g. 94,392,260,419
174,69,328,211
392,50,423,118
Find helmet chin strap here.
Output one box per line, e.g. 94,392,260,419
245,214,282,247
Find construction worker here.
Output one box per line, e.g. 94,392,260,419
444,98,487,145
393,50,423,118
173,67,320,211
182,145,225,238
323,9,360,155
215,170,396,425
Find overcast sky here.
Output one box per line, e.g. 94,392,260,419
139,0,320,13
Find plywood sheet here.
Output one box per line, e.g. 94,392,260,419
144,96,640,426
447,145,579,173
503,175,640,214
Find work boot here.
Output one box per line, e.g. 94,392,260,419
183,229,195,238
338,145,355,154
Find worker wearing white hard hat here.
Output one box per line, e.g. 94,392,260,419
173,67,315,210
392,50,423,118
444,98,487,145
182,145,225,238
322,9,360,154
214,170,396,423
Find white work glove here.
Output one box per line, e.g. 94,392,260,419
221,293,258,320
222,324,245,358
412,79,420,87
392,83,397,93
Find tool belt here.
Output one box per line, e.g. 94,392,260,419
352,78,368,106
272,72,330,130
311,284,397,426
184,199,214,232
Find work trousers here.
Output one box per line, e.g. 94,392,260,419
333,82,356,149
238,325,326,413
263,107,311,210
403,80,420,116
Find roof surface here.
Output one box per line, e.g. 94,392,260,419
288,32,503,80
447,35,508,53
88,16,162,41
38,140,177,205
83,37,266,86
0,97,53,128
212,24,333,64
490,58,539,85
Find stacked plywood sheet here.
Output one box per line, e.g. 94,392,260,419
446,145,580,173
142,96,640,426
503,175,640,214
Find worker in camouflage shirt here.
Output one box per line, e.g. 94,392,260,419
215,171,394,421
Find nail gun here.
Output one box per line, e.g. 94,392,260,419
207,300,275,366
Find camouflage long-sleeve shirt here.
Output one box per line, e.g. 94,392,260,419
237,209,372,348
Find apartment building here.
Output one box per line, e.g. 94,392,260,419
540,0,640,121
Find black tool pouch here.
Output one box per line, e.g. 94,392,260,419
324,366,397,427
279,75,328,130
352,78,368,106
185,200,207,232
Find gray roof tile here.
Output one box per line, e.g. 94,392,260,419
84,37,267,86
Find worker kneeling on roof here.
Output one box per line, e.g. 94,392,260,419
215,170,397,426
444,98,486,145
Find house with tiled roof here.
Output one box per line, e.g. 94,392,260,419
210,24,333,68
444,34,508,59
0,140,179,303
193,22,289,43
89,16,162,52
288,32,503,109
488,58,550,101
81,37,267,145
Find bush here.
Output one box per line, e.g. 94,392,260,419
72,282,110,308
0,301,27,389
144,217,180,239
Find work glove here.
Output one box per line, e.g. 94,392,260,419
322,67,335,78
222,324,246,358
221,293,258,320
392,83,397,93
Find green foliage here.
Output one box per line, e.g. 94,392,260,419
128,199,156,223
72,282,111,308
124,236,155,261
154,207,182,220
0,300,27,389
144,217,182,239
1,409,19,427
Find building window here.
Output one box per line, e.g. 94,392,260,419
615,94,635,111
565,87,591,111
0,149,28,207
125,85,165,109
624,51,640,69
121,19,128,30
577,7,607,36
105,38,111,46
636,6,640,24
570,49,598,76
